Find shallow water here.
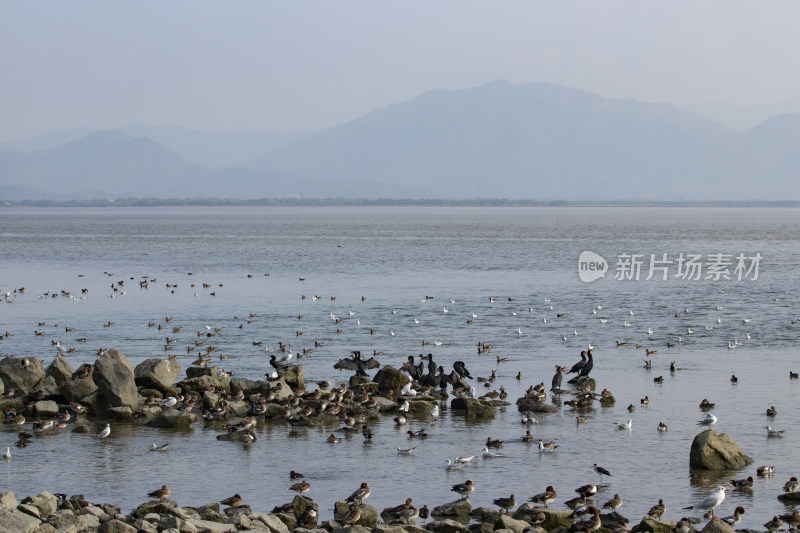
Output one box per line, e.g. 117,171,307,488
1,206,799,528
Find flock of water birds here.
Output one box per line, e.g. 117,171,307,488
2,271,800,531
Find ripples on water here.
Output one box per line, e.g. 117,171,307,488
1,206,799,528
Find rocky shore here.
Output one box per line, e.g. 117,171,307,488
1,349,770,533
2,487,740,533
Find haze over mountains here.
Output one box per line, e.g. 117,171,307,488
1,81,798,201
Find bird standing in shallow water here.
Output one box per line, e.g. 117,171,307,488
602,494,623,511
362,425,374,440
96,424,111,441
593,463,612,484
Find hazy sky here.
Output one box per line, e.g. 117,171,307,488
2,1,799,142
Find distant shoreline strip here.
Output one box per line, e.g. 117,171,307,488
3,198,800,208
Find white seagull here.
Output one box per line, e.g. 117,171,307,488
615,419,633,430
482,446,504,458
430,404,440,419
765,426,784,437
455,455,476,464
445,459,464,470
3,447,10,460
55,342,67,354
683,486,727,518
97,424,111,441
400,382,416,397
150,443,170,451
538,440,558,453
397,446,416,455
697,413,717,429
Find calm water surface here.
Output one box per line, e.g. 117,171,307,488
1,206,799,529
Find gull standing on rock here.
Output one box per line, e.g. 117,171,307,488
697,413,717,429
682,486,727,518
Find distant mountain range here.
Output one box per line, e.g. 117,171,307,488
2,81,799,201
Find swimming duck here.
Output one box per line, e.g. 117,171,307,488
729,476,753,489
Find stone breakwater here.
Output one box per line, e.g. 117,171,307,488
2,349,763,533
1,487,737,533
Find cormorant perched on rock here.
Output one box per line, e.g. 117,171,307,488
567,351,587,374
333,351,380,376
400,355,424,380
551,365,566,392
453,361,472,379
578,350,594,378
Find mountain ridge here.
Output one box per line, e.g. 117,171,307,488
2,81,799,201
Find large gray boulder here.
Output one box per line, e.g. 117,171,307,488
99,519,138,533
59,375,99,402
230,377,272,398
450,398,494,420
778,492,800,503
432,498,472,518
631,516,675,533
334,502,380,528
176,374,231,394
689,429,752,469
134,358,181,394
279,364,305,391
431,519,469,533
93,348,139,409
45,354,75,384
700,519,735,533
374,366,410,398
29,375,59,401
515,397,559,414
146,409,199,429
513,506,571,531
0,356,45,394
28,400,59,418
0,507,42,533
